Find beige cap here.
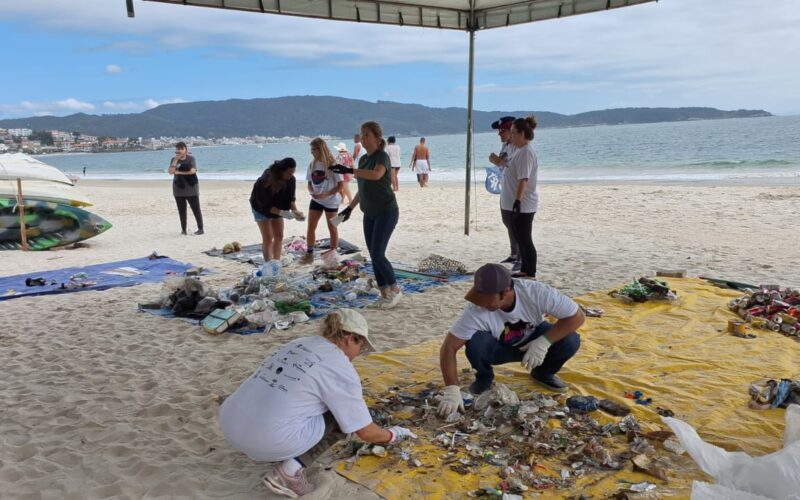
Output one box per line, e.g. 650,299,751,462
336,308,376,353
335,142,348,152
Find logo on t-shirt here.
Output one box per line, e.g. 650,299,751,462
311,169,327,186
498,320,531,346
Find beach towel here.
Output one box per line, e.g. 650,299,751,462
336,278,799,498
0,256,208,301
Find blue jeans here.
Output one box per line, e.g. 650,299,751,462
464,322,580,386
363,207,399,288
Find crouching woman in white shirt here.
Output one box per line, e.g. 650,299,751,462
219,309,416,498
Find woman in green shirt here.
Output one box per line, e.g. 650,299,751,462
330,122,402,309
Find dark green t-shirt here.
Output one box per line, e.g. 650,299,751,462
357,150,398,217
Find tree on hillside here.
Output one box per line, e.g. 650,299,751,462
30,131,54,146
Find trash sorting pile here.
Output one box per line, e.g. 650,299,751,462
339,383,685,498
749,379,800,410
418,254,469,275
610,277,677,304
728,285,800,338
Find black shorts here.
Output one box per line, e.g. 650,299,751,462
309,200,339,213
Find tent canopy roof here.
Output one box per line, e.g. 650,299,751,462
141,0,654,31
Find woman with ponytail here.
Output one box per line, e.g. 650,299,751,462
219,309,417,498
330,121,402,309
503,115,540,278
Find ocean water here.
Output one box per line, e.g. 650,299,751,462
38,115,800,184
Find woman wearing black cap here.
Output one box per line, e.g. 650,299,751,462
489,116,519,268
503,116,539,278
249,158,305,262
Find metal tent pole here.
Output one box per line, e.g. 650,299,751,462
464,11,476,235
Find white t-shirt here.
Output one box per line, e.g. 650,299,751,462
385,144,402,168
218,336,372,461
500,144,539,213
450,279,578,347
306,161,343,209
498,141,518,172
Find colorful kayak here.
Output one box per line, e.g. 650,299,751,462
0,197,112,250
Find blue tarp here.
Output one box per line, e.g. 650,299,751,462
0,256,208,301
140,263,469,334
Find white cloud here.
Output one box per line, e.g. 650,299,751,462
1,98,96,116
104,64,122,74
144,98,186,109
102,100,140,111
2,0,799,113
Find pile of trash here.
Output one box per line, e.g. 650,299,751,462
341,383,684,497
418,254,470,275
749,379,800,410
610,277,678,304
728,285,800,338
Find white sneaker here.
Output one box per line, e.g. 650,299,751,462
381,290,402,309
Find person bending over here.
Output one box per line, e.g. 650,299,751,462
437,263,584,419
219,309,417,498
249,158,305,261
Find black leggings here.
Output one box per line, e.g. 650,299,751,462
510,211,536,276
175,196,203,232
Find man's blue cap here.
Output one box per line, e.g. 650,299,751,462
491,116,516,130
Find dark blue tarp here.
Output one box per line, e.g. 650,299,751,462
0,256,208,301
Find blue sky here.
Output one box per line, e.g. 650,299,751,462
2,0,799,119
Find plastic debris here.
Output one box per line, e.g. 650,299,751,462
566,395,599,413
611,277,678,303
749,379,800,409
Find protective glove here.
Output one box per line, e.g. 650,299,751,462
387,426,418,444
292,209,306,221
512,199,521,216
519,335,551,372
279,210,295,220
339,206,353,222
329,164,354,175
437,385,465,418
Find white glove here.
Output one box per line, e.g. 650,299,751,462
388,426,417,444
279,210,295,220
519,335,551,372
437,385,465,418
292,210,306,221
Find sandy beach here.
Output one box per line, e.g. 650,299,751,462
2,179,800,499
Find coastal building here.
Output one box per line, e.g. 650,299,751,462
8,128,33,138
50,130,73,142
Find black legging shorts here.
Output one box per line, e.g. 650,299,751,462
174,195,203,232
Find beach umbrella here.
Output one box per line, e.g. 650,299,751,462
127,0,656,234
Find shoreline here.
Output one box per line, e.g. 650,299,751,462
76,176,800,189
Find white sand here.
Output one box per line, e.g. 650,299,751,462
2,179,799,498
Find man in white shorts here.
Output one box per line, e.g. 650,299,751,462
411,137,431,187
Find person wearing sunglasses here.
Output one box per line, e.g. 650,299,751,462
219,309,417,498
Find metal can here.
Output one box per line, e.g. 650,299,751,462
750,317,767,328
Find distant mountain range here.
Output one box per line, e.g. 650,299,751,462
0,96,771,138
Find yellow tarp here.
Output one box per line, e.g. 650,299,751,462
337,278,799,498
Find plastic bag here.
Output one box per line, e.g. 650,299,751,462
663,404,800,500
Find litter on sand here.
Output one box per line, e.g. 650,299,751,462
610,277,678,303
727,285,800,338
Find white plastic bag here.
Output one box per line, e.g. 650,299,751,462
663,404,800,500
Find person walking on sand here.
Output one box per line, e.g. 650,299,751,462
385,136,402,191
489,116,520,269
330,121,402,309
219,309,417,498
168,141,204,235
503,116,539,279
334,143,354,204
436,263,584,419
411,137,431,187
300,138,344,265
249,158,306,262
